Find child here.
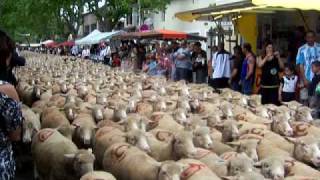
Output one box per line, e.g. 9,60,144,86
279,64,298,102
308,61,320,117
111,53,121,67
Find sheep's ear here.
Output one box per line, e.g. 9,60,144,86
221,176,235,180
184,125,192,131
64,153,75,160
226,141,241,146
285,137,303,145
88,148,93,154
254,161,262,168
237,124,244,129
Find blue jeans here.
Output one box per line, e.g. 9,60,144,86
231,81,241,92
175,68,192,82
242,78,253,95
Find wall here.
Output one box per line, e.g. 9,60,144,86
83,13,99,36
150,0,215,37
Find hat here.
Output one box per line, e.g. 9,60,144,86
11,51,26,66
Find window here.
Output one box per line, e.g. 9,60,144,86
91,23,97,31
84,25,90,35
161,10,166,22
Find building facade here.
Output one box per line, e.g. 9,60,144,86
147,0,216,37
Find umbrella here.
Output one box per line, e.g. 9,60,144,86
45,42,58,48
114,29,207,41
58,41,75,47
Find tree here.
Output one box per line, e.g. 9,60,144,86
86,0,172,31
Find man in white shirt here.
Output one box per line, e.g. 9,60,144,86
82,46,90,59
210,43,231,89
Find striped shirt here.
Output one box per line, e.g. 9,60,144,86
296,43,320,81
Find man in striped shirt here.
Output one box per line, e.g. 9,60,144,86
296,31,320,104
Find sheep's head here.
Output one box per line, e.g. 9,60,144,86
295,107,313,122
271,114,293,137
113,104,127,122
250,106,270,119
220,102,234,118
193,126,213,149
158,161,185,180
173,108,189,125
173,131,197,159
125,115,147,132
222,172,265,180
65,149,95,178
154,98,167,112
177,98,191,112
287,136,320,167
219,120,241,143
126,130,151,153
254,156,286,180
228,153,254,176
228,140,259,162
206,112,222,127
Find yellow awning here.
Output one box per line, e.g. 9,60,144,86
252,0,320,11
175,0,320,22
175,12,201,22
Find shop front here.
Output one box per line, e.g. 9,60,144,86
175,0,320,93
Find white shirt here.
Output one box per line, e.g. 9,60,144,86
82,49,90,57
212,51,231,79
282,75,298,93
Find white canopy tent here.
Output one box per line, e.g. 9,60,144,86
30,43,41,47
75,30,120,45
40,40,54,45
75,30,101,45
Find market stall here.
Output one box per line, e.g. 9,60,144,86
75,30,120,45
114,29,207,41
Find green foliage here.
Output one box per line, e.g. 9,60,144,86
0,0,172,42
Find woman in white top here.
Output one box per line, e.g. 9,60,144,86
210,43,231,89
279,64,298,102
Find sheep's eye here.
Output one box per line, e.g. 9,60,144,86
263,163,269,168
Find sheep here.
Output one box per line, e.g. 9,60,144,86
125,113,148,132
240,127,294,154
72,113,97,148
94,126,126,166
80,171,116,180
136,100,154,117
146,129,197,161
193,126,213,149
173,131,228,177
286,136,320,168
255,156,320,179
295,106,313,122
254,156,287,180
226,153,255,176
148,112,184,132
256,138,292,160
41,107,73,139
102,142,160,180
157,161,184,180
178,159,221,180
32,129,95,180
21,104,41,143
221,171,265,180
218,120,241,143
291,122,320,138
226,139,259,162
271,114,294,137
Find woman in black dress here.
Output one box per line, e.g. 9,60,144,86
257,42,284,105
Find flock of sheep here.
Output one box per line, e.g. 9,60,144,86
15,52,320,180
